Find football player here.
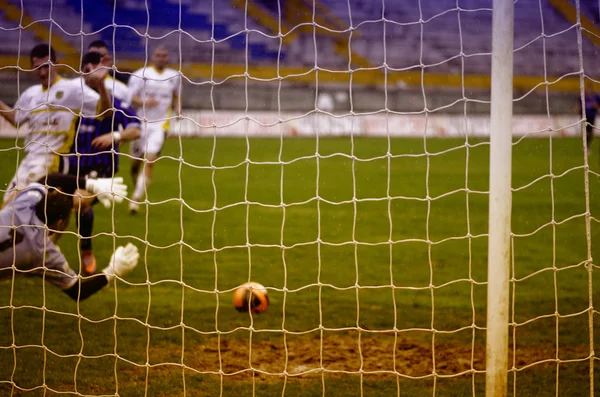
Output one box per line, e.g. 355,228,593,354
127,46,181,214
0,44,112,206
69,51,141,275
0,173,138,301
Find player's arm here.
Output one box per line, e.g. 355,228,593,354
42,173,128,209
63,243,139,301
0,88,32,128
91,124,141,150
129,71,158,109
131,94,144,108
0,100,16,127
91,101,141,149
97,83,113,118
121,124,141,141
120,103,142,141
83,67,113,118
172,73,182,116
172,93,181,116
91,77,113,119
168,93,181,139
164,76,182,139
63,274,108,301
131,89,159,109
127,72,143,107
132,94,158,109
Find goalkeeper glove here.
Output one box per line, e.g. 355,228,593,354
103,243,140,282
85,177,128,208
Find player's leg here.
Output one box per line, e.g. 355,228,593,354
2,153,59,208
128,129,147,213
76,206,96,275
130,154,157,213
77,166,116,275
130,135,143,183
68,167,98,275
130,127,164,214
2,155,33,207
141,151,158,190
128,158,142,214
130,158,141,186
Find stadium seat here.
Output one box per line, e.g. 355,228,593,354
2,0,600,77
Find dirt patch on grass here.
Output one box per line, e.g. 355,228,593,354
162,332,590,381
189,333,477,377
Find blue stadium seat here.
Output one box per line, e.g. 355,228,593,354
3,0,598,74
63,0,284,62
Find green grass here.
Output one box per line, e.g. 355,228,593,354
0,136,599,396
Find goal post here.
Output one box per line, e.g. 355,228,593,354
486,0,514,396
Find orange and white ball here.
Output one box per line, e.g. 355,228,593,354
233,282,269,314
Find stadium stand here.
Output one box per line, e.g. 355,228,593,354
577,0,599,23
0,9,38,56
59,0,283,63
6,0,98,52
317,0,598,76
2,0,599,75
0,0,599,113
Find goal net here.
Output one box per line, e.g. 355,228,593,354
0,0,597,396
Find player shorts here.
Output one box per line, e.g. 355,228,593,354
3,152,68,204
130,124,166,158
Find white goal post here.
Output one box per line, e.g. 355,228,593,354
486,0,514,395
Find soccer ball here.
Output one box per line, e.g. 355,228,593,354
233,282,269,314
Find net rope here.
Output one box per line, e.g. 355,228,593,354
0,0,596,395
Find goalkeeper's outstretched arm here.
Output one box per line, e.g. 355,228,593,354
63,243,139,301
64,273,109,301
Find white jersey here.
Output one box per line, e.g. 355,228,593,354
72,75,132,107
15,77,100,157
104,75,133,107
0,183,77,290
128,66,180,131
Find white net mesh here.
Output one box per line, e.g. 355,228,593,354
0,0,597,395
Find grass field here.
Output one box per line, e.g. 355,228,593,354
0,135,599,396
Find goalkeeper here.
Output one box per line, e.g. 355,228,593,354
0,173,139,301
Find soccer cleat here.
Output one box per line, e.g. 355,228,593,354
81,250,97,275
129,201,139,215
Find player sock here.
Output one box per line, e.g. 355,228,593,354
132,174,151,201
130,167,139,188
77,208,94,251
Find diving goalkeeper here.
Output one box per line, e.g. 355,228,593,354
0,173,139,301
